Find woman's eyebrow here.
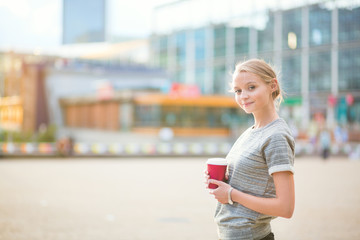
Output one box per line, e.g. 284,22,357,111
245,81,257,85
234,81,257,87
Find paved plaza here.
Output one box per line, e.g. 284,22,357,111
0,156,359,240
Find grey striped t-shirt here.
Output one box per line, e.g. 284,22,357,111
214,118,295,240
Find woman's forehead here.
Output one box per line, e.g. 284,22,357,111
233,71,262,83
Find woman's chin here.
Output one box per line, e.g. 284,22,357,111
241,108,253,114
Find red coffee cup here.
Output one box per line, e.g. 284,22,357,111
207,158,227,189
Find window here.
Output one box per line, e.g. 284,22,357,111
195,65,206,93
339,6,360,43
309,4,331,46
258,12,274,52
281,55,301,94
213,26,226,58
134,105,161,127
235,27,249,56
213,64,227,94
339,48,360,90
175,32,186,68
309,51,331,92
158,36,168,68
174,32,186,83
282,9,302,50
195,28,206,61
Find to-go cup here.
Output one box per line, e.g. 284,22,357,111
206,158,227,189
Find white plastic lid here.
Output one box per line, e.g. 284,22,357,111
206,158,227,165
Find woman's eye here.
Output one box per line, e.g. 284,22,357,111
235,90,242,94
249,86,255,90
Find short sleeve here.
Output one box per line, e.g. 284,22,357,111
262,133,295,176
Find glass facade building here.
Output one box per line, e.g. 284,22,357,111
63,0,106,44
151,0,360,129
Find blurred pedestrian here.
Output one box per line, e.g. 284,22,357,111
319,127,331,160
56,136,74,157
334,124,348,145
204,59,295,240
288,119,299,139
308,119,318,145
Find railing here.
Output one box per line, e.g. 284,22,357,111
0,141,359,159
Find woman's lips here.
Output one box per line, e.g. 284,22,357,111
242,102,254,107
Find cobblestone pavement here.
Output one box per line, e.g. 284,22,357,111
0,156,359,240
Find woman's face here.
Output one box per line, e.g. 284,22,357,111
232,71,274,114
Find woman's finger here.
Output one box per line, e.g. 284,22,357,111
209,179,222,186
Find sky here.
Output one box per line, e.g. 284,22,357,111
0,0,171,52
0,0,335,53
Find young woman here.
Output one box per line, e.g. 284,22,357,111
205,59,295,240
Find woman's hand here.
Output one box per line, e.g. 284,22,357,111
225,171,229,181
204,168,231,204
203,169,229,187
208,179,231,204
203,169,210,188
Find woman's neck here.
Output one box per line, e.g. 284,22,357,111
252,105,279,129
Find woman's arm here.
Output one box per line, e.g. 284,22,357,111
209,171,295,218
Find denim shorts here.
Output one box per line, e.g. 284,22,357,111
219,232,274,240
260,232,274,240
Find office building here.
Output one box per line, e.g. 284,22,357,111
150,0,360,131
63,0,106,44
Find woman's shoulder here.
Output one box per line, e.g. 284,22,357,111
262,118,294,141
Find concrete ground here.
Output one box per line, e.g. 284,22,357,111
0,156,359,240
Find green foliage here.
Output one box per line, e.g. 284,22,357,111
37,124,57,142
0,124,57,143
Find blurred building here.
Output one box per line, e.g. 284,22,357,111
59,90,247,136
0,39,169,137
63,0,106,44
0,52,50,133
54,55,248,136
47,58,169,130
150,0,360,134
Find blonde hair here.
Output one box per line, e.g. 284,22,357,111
233,59,284,109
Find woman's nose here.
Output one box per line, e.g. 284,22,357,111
239,91,248,99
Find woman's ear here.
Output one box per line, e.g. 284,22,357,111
271,78,278,92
